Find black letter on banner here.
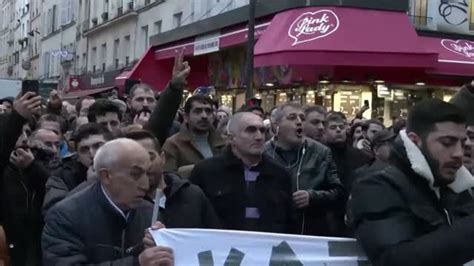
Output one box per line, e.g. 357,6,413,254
198,250,214,266
224,248,245,266
269,241,303,266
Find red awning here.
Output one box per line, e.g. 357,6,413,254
62,87,114,100
155,20,271,60
115,71,133,86
420,37,474,77
254,7,437,68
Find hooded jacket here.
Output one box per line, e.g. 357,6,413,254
264,138,343,236
347,130,474,266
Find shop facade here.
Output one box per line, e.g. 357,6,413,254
121,3,473,125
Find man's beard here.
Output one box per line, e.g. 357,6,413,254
420,142,446,186
132,106,151,117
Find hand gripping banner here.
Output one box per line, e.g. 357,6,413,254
151,229,370,266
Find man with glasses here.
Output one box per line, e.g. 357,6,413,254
190,112,293,233
162,95,226,178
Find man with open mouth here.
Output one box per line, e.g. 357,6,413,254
264,102,343,236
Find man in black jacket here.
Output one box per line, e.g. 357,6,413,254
347,99,474,266
125,130,221,229
43,138,153,265
43,123,111,215
190,112,293,233
2,128,61,266
264,103,343,236
323,112,372,236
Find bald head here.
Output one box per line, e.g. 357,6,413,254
94,138,149,172
227,112,263,135
94,138,151,210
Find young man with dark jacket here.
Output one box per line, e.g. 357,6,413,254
125,130,221,229
347,99,474,266
43,123,111,215
264,103,343,236
190,112,293,233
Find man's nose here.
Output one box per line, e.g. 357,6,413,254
453,141,465,160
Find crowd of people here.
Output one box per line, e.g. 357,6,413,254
0,52,473,266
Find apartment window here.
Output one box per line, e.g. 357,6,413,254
113,39,120,68
82,53,86,70
124,35,130,65
101,43,107,72
141,25,149,52
91,47,97,72
145,0,151,5
154,20,162,34
173,12,182,28
52,5,57,31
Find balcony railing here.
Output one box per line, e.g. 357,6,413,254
408,15,436,30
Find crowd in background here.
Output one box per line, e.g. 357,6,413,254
0,53,473,266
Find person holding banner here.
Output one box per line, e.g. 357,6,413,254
42,139,153,265
190,112,294,233
348,99,474,266
264,103,343,236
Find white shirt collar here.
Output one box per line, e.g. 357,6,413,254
100,184,129,221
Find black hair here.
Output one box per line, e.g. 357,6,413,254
75,96,95,114
350,122,363,139
407,99,466,138
325,112,346,126
37,114,68,135
73,123,111,147
361,119,385,132
392,119,407,135
183,95,215,114
87,99,122,122
125,129,161,152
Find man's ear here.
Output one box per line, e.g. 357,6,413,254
183,113,189,123
407,132,422,148
97,169,111,184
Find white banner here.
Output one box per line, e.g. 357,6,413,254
194,32,220,56
151,229,369,266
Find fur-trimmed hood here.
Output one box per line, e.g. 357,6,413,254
399,130,474,197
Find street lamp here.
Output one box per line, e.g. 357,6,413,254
244,0,256,100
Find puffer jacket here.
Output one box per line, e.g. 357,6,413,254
264,138,343,236
42,181,152,265
347,130,474,266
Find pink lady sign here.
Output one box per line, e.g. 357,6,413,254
288,9,340,46
441,39,474,60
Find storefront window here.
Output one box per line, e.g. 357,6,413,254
276,92,288,105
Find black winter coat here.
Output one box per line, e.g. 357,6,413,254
42,182,152,265
190,149,294,234
42,155,88,215
1,158,52,266
155,172,221,229
347,136,474,266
